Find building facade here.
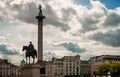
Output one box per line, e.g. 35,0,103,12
46,61,54,77
52,58,63,77
89,55,120,77
0,59,20,77
1,55,120,77
63,55,81,77
80,61,90,77
46,55,81,77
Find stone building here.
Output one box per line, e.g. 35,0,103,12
46,55,81,77
52,57,63,77
46,61,54,77
46,58,63,77
0,58,20,77
63,55,81,76
89,55,120,77
80,61,90,77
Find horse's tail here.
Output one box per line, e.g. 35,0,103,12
35,50,37,58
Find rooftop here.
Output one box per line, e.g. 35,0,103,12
81,61,89,64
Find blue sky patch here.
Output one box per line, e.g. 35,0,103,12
100,0,120,9
74,0,91,9
75,0,120,9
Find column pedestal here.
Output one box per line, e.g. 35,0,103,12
21,62,46,77
37,61,46,77
21,64,40,77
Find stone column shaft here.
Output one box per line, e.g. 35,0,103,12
38,20,43,61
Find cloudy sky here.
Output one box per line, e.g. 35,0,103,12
0,0,120,65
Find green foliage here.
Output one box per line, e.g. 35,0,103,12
94,62,120,76
109,62,120,75
97,62,110,74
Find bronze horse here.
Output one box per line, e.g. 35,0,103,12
22,46,37,64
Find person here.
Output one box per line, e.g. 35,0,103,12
28,41,34,52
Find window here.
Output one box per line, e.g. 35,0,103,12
40,67,46,74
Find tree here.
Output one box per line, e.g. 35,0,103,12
94,62,120,77
109,62,120,77
97,62,110,74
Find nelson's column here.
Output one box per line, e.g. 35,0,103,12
36,5,46,77
36,5,45,63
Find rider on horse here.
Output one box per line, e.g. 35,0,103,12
28,41,35,52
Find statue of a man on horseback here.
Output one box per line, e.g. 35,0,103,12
22,42,37,64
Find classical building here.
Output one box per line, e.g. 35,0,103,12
46,55,81,77
1,55,120,77
63,55,81,76
89,55,120,77
46,61,54,77
52,57,63,77
80,61,90,77
0,59,20,77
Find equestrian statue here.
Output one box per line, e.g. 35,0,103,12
22,42,37,64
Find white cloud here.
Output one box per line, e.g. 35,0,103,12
0,0,120,64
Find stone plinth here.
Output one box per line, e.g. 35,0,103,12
37,61,46,77
21,64,40,77
21,61,46,77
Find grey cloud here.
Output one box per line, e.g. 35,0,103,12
0,12,7,22
90,29,120,47
102,13,120,27
0,1,70,31
0,1,37,23
0,43,19,55
59,42,86,53
44,4,70,31
79,16,99,32
11,2,38,24
0,17,3,22
78,5,108,33
44,18,70,31
61,7,76,21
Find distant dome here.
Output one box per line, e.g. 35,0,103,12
20,59,26,65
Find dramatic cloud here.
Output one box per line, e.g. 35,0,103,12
0,43,23,65
0,43,19,55
79,15,99,32
0,0,120,64
89,29,120,47
0,1,38,24
0,0,71,31
102,12,120,27
59,42,86,53
43,4,70,31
